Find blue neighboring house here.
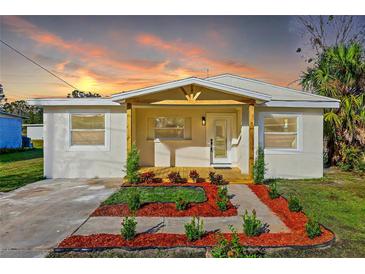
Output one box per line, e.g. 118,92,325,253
0,110,23,149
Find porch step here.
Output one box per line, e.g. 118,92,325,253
211,163,233,169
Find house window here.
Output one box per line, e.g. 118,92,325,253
70,114,105,146
148,117,191,140
264,115,298,149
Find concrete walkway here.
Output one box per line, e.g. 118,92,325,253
75,185,289,236
0,178,120,258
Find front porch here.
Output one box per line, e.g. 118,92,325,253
139,166,251,184
119,79,259,179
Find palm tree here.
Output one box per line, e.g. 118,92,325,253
301,42,365,167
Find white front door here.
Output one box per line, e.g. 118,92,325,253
206,113,233,164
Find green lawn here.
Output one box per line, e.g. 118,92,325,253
0,149,44,192
103,186,206,205
269,168,365,258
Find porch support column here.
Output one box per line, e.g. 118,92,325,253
248,103,255,179
126,102,132,154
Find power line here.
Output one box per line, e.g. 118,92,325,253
0,39,78,90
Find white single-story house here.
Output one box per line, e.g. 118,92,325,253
23,124,44,140
28,74,340,180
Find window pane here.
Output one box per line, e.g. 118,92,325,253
155,129,184,139
265,133,297,149
72,114,105,129
264,117,297,132
155,117,184,128
71,131,105,145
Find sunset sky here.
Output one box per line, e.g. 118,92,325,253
1,16,363,101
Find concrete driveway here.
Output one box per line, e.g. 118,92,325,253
0,178,120,258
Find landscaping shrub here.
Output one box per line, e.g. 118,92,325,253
242,209,264,237
288,195,303,212
306,216,322,239
217,186,228,199
152,177,163,183
175,195,189,211
121,216,137,240
127,190,141,211
167,172,187,184
125,144,140,183
216,186,229,211
211,226,264,258
253,147,266,184
184,217,204,241
189,170,200,182
139,172,155,184
216,197,229,211
338,145,365,172
208,172,228,185
268,182,280,199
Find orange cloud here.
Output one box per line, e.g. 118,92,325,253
136,33,206,57
3,16,289,101
136,32,263,79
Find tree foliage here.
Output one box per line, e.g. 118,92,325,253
67,90,101,98
0,99,43,124
297,16,365,63
301,42,365,168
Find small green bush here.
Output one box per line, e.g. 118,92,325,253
176,196,189,211
216,186,229,211
306,217,322,239
217,186,228,199
216,197,229,211
184,217,204,242
288,195,303,212
338,145,365,172
253,147,266,184
121,216,137,240
127,191,141,211
125,144,140,183
211,226,264,258
268,182,280,199
242,209,263,237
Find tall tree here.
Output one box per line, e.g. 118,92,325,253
67,90,101,98
297,16,365,64
301,42,365,168
1,99,43,124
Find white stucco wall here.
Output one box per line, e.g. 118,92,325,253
43,106,126,178
42,104,324,179
26,125,43,140
255,107,324,179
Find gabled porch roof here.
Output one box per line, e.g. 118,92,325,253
111,77,272,102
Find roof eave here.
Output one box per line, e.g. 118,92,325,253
27,98,120,107
111,77,272,102
262,100,340,108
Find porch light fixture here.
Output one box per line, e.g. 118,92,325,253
202,116,206,126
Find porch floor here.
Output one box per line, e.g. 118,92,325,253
139,167,252,184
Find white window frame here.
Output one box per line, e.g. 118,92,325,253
67,109,111,151
259,112,303,154
151,116,188,140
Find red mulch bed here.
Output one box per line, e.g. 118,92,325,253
91,182,238,217
58,184,335,250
